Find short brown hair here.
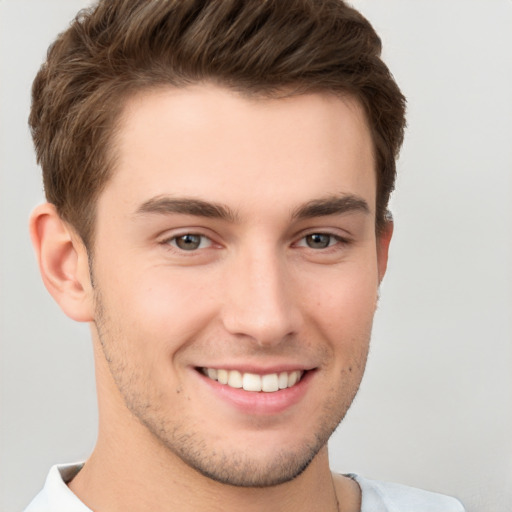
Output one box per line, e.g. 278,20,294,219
29,0,406,247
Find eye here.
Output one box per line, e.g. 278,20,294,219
299,233,340,249
168,234,212,251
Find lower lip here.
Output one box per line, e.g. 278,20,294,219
196,370,313,415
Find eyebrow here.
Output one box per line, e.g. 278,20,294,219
135,193,369,222
135,196,238,222
291,194,370,220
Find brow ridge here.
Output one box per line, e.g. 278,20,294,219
135,196,238,222
135,194,369,223
291,194,370,220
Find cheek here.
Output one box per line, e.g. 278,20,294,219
301,261,379,330
106,267,219,350
298,261,378,378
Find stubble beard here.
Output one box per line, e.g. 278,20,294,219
93,288,370,488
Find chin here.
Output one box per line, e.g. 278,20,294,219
141,404,345,488
172,442,322,488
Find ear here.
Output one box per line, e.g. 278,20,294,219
376,220,393,283
30,203,94,322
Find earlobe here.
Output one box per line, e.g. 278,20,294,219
30,203,94,322
377,220,393,283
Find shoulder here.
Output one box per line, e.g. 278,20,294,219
348,474,466,512
24,463,90,512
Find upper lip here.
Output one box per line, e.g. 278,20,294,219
194,363,315,374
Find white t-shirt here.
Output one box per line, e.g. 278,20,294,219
24,463,465,512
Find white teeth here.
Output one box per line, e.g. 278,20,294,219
278,372,288,389
217,369,228,385
228,370,243,388
202,368,304,393
261,373,279,392
243,372,262,392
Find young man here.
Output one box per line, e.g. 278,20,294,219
25,1,464,511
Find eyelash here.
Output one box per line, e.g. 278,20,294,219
162,233,214,252
295,232,348,250
161,231,350,253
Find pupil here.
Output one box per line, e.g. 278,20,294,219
307,233,330,249
177,234,201,250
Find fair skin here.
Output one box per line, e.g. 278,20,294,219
31,85,392,512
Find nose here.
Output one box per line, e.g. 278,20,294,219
221,247,302,346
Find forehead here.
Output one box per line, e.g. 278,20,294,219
103,84,376,217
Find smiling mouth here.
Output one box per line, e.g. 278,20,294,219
199,368,305,393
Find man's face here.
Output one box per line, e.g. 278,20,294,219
88,85,389,486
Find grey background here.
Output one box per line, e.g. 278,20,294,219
1,1,511,511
